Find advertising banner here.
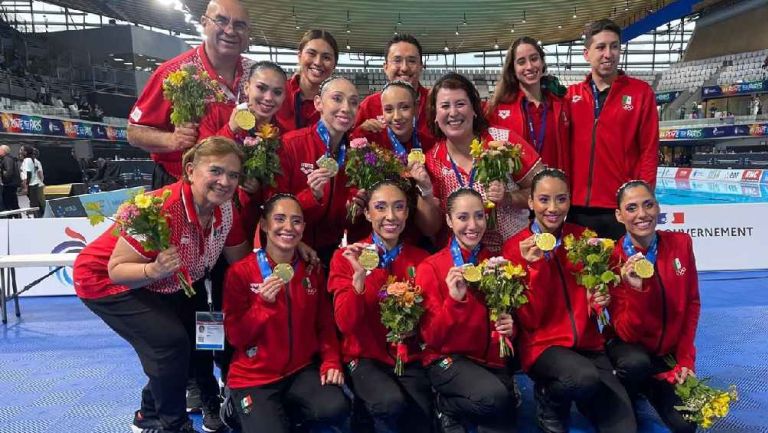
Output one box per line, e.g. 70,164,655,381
701,80,767,99
0,111,127,142
660,123,768,141
656,91,682,104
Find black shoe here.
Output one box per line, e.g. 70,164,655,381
534,384,569,433
435,395,466,433
202,400,225,433
131,410,163,433
177,420,203,433
187,381,203,413
219,392,240,431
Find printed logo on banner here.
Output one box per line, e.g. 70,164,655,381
742,170,763,182
741,184,761,197
657,212,685,225
762,170,768,184
50,227,88,285
675,168,692,179
690,169,708,179
750,124,768,137
724,170,743,181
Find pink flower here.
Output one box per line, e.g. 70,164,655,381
243,136,262,147
115,203,140,223
587,238,601,246
350,137,369,149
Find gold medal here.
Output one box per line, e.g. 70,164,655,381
462,265,482,283
234,108,256,131
273,263,294,283
407,149,426,165
316,155,339,177
359,247,380,271
634,258,654,279
535,233,557,251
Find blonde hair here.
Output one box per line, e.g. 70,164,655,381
182,136,244,181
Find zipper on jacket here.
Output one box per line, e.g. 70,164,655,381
654,265,668,354
284,282,293,374
313,176,336,247
555,260,579,347
585,119,598,206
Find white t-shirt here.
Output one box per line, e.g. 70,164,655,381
21,157,43,186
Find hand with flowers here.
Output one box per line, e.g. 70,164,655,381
162,64,222,127
486,180,506,204
147,246,182,279
469,138,524,229
346,189,368,220
379,275,425,375
494,313,515,337
242,123,283,187
168,122,199,152
475,257,529,357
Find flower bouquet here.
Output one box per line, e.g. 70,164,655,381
345,137,407,222
85,189,195,297
563,229,620,326
242,123,283,187
656,359,738,429
379,269,424,375
473,256,529,357
469,139,523,229
163,64,222,126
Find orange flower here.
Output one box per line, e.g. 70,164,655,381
402,291,415,307
386,282,409,297
257,123,279,139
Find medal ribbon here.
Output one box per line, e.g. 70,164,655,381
523,98,548,153
386,117,421,157
371,232,403,269
622,233,658,264
316,120,347,166
294,91,304,129
448,154,476,190
530,220,561,260
450,236,481,266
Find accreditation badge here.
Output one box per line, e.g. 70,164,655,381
195,311,225,351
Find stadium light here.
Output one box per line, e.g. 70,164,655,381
510,24,515,33
462,12,468,26
455,26,459,36
522,10,526,24
493,40,499,50
443,42,449,52
573,7,577,18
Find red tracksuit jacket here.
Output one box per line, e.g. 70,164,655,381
609,230,701,370
485,90,570,173
274,74,321,133
566,72,659,209
502,223,605,371
353,84,435,152
223,251,341,388
328,237,430,365
272,123,359,250
416,244,510,368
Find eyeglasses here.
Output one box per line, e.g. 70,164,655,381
387,56,421,67
204,14,249,34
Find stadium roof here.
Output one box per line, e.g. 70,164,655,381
41,0,716,54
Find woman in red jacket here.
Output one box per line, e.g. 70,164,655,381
328,180,433,433
425,72,543,253
274,76,366,265
198,60,287,239
485,37,569,172
416,188,517,433
275,29,338,132
502,168,635,433
223,194,349,433
608,180,699,433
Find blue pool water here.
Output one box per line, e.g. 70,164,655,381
656,179,768,205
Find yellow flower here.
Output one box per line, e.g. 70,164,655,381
563,233,575,250
702,406,715,419
166,70,186,87
485,201,496,209
257,123,279,139
503,263,526,279
601,238,615,250
134,193,152,209
701,417,712,429
470,138,483,157
509,144,522,158
582,229,598,239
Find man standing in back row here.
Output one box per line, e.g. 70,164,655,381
566,19,659,240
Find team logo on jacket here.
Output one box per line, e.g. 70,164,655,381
673,258,686,276
302,276,316,295
497,109,510,119
300,162,314,175
571,95,582,103
622,95,633,111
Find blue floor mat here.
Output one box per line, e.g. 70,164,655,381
2,270,767,432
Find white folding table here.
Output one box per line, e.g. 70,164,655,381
0,253,79,323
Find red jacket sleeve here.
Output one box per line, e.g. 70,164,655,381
636,86,659,189
197,103,238,143
129,67,172,129
222,263,278,349
314,267,342,374
675,237,700,370
225,207,246,247
416,259,472,349
274,143,322,217
327,249,367,333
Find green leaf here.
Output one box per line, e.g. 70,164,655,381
600,270,617,283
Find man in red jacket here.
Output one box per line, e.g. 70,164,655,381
566,19,659,240
127,0,251,189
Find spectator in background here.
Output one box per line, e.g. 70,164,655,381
678,106,685,120
762,55,768,70
709,105,717,118
690,101,699,119
19,145,45,217
0,145,21,213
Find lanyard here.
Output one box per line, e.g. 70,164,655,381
622,233,658,264
371,232,403,269
255,248,299,279
590,80,605,120
294,90,304,129
448,153,476,190
522,97,548,153
317,120,347,166
386,118,421,157
450,236,481,266
201,214,217,310
530,220,561,260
